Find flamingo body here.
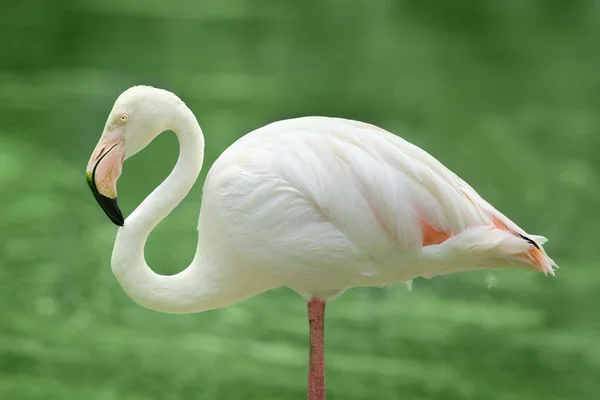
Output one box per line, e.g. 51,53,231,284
199,116,554,300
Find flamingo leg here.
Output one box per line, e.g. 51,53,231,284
307,298,326,400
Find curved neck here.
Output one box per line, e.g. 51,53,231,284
111,108,215,314
128,110,204,235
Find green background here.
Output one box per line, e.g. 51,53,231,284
1,1,599,399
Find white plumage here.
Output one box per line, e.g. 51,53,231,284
86,86,556,399
199,116,554,297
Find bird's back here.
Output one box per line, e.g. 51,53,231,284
199,117,555,295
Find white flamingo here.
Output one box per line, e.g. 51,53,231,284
85,86,556,400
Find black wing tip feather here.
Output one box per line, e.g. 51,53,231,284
515,232,540,249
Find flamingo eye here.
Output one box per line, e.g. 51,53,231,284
118,114,129,124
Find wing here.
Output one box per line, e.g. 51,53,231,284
248,117,504,243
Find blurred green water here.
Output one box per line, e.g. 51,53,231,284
0,1,599,399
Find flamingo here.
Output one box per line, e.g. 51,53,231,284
85,86,556,400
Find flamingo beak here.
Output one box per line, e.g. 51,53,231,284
86,137,125,226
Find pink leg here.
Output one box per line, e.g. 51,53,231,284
307,298,326,400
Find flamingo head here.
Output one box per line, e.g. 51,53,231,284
86,86,184,226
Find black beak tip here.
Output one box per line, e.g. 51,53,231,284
104,196,125,226
98,194,125,227
86,173,125,227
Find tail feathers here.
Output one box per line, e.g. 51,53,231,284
489,215,557,275
519,247,557,276
425,226,557,276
